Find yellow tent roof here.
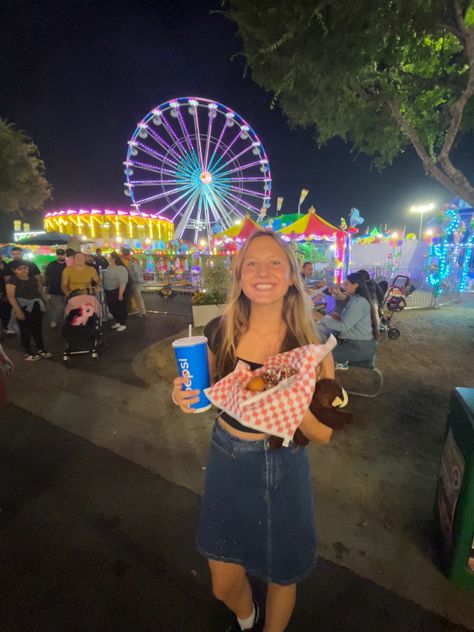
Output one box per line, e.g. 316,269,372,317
278,207,338,238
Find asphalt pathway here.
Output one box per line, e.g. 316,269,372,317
4,293,192,388
0,404,468,632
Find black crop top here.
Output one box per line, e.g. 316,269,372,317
204,316,264,434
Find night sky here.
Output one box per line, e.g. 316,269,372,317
1,0,472,242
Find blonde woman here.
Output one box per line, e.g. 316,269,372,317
172,231,334,632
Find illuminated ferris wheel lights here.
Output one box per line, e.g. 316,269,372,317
125,96,272,240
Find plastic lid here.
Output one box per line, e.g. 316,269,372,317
172,335,208,347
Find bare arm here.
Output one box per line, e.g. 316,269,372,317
6,283,25,321
299,352,335,444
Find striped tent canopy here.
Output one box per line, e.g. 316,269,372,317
278,207,338,240
212,215,262,241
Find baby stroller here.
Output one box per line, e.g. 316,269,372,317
62,291,103,365
378,275,413,340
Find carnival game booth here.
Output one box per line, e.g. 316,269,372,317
44,208,174,249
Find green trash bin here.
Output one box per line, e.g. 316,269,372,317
435,387,474,589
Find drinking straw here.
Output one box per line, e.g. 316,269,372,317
189,324,192,337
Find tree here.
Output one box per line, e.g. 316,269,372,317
228,0,474,205
0,119,52,215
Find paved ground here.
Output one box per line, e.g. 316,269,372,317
0,404,469,632
2,294,474,630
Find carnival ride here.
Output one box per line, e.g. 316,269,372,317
123,97,272,242
44,208,174,246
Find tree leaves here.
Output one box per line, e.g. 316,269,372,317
0,119,52,215
228,0,474,204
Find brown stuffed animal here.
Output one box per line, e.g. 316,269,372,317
269,378,353,449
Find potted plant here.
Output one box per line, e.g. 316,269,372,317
192,257,230,327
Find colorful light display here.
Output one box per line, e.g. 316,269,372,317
426,207,474,294
124,97,272,242
44,208,174,244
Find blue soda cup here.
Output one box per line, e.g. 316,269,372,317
172,335,211,412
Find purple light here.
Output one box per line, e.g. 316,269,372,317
225,186,266,199
207,116,229,171
44,208,173,222
138,127,184,167
135,140,180,169
212,143,255,177
159,111,190,161
217,160,264,177
190,106,204,168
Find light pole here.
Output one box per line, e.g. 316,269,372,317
410,203,435,239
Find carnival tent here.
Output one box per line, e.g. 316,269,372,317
212,216,261,241
278,208,338,240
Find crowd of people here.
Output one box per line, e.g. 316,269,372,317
0,245,146,362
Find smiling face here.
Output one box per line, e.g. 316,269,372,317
240,235,292,306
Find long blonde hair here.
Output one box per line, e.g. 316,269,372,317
213,230,319,377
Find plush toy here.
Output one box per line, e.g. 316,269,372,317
71,303,95,326
269,378,353,449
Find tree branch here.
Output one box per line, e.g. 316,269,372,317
387,98,474,204
437,1,474,162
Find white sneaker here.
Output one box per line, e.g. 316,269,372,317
50,321,57,329
24,354,42,362
5,329,16,335
116,325,127,332
111,323,121,330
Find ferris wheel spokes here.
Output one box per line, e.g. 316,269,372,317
190,107,205,169
138,126,186,167
207,126,243,172
125,97,272,238
206,115,230,174
208,185,246,225
175,188,203,239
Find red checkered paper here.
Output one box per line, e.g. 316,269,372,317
204,335,337,447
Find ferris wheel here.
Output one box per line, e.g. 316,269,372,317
123,97,272,241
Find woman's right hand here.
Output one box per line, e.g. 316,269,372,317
16,311,26,321
172,376,201,414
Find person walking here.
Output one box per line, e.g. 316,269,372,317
121,248,146,317
103,252,129,332
172,231,334,632
61,251,100,297
5,263,52,361
44,248,67,328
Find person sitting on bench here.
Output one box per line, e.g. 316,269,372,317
316,272,378,365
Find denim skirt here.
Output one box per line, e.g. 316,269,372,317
196,422,317,585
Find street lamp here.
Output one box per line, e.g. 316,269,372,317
410,203,435,239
